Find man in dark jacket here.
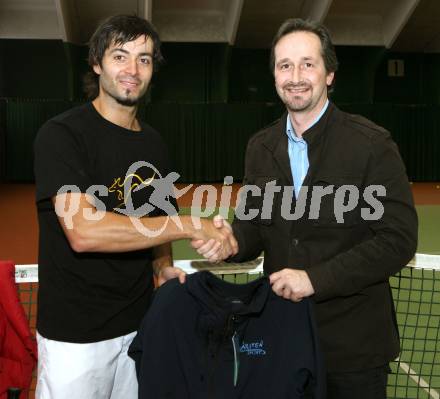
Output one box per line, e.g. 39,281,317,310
192,18,418,399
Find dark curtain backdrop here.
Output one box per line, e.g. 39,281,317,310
151,43,230,103
145,103,283,182
3,41,440,106
339,103,440,181
5,100,80,182
3,99,439,183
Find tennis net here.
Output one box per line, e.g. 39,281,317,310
15,253,440,399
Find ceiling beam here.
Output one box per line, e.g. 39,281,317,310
54,0,69,42
54,0,81,43
300,0,333,23
139,0,153,21
226,0,244,45
383,0,420,48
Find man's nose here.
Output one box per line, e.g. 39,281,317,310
125,59,138,76
290,66,301,83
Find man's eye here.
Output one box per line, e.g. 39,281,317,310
114,55,124,61
140,58,151,64
305,63,313,68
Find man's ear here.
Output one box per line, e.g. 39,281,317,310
93,64,102,75
326,72,335,86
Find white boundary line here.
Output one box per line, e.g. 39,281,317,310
13,258,265,283
397,358,439,399
15,253,440,282
407,253,440,271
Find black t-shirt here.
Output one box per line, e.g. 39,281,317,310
34,102,177,343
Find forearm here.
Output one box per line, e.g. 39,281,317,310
66,211,192,253
56,192,195,253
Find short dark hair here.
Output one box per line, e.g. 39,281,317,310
83,14,163,100
270,18,338,91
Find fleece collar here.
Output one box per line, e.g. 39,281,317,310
185,271,270,333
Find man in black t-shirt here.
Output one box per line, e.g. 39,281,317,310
33,15,237,399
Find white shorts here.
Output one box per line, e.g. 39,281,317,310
36,331,138,399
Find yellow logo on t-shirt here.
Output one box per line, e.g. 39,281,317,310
108,173,156,209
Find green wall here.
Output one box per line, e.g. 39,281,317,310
5,99,440,182
0,40,69,99
2,39,440,106
2,40,440,182
374,52,440,104
151,43,230,103
228,48,278,103
0,40,88,100
331,46,384,103
63,42,89,100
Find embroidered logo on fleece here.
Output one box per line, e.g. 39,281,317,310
240,340,266,356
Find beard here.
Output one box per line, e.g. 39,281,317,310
278,81,313,112
284,96,313,112
106,87,142,107
114,90,140,107
101,76,146,107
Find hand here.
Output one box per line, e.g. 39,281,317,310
156,266,186,287
269,269,315,302
191,215,238,263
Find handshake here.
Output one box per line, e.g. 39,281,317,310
183,215,314,302
189,215,238,263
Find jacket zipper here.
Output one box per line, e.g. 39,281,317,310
232,329,240,387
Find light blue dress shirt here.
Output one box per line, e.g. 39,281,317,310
286,100,329,198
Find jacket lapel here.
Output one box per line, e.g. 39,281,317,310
273,134,293,185
262,114,293,185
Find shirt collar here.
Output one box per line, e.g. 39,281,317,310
286,99,329,141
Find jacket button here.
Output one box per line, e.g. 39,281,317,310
292,238,299,246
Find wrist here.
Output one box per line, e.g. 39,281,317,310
181,215,199,239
